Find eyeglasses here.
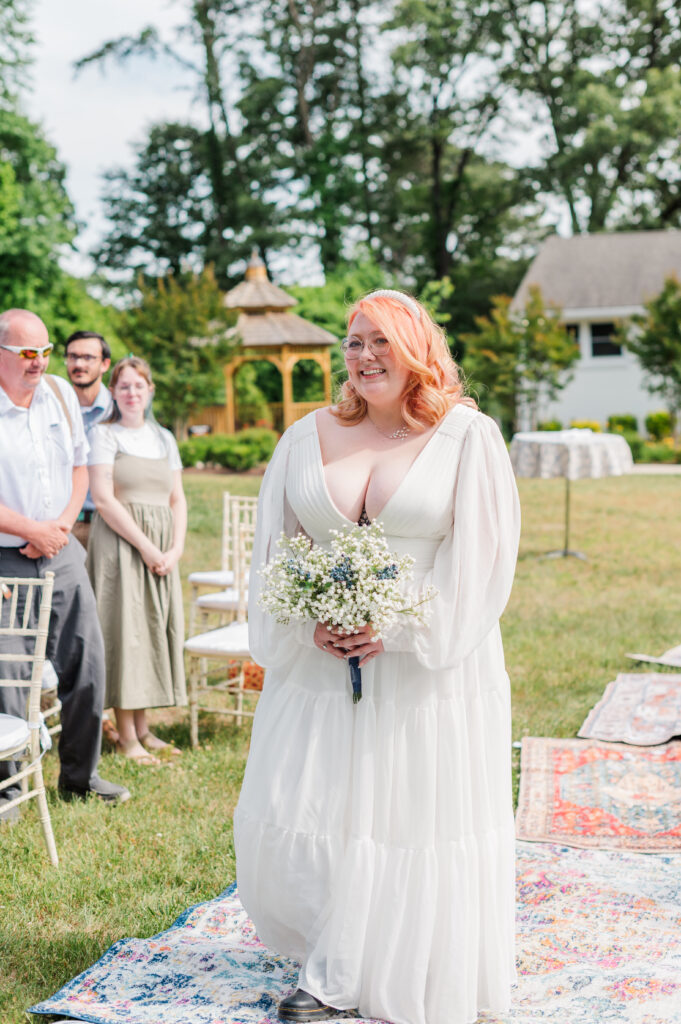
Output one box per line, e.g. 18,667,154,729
0,343,54,359
341,337,390,359
64,353,99,364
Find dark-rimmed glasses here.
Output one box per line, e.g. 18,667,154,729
0,343,54,359
341,337,390,359
64,353,100,365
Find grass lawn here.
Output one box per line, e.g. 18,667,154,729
1,469,679,1022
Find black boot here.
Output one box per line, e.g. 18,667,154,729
278,988,337,1021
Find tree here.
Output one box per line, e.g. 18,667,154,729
76,0,284,285
463,287,579,436
0,0,33,103
0,107,78,310
623,275,681,432
94,123,213,281
500,0,681,232
119,266,237,436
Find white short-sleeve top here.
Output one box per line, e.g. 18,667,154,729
88,421,182,471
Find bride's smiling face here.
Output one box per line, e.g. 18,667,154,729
344,312,411,410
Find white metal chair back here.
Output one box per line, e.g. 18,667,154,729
0,572,58,865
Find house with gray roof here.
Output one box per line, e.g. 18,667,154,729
511,231,681,429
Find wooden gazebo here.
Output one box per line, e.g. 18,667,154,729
221,253,336,433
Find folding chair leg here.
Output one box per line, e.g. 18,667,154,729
189,658,199,749
34,763,58,867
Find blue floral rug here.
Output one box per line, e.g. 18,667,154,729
30,843,681,1024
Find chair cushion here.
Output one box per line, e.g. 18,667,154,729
184,622,250,659
0,713,30,754
196,588,248,611
188,569,235,587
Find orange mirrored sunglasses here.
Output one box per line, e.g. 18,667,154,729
0,343,54,359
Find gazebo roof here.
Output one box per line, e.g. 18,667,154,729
230,311,337,348
225,251,298,312
225,250,337,348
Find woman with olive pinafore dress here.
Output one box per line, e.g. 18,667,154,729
86,421,186,712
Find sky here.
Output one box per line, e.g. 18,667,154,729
29,0,197,276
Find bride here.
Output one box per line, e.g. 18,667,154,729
234,289,520,1024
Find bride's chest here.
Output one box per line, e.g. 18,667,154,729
287,431,458,537
324,448,416,516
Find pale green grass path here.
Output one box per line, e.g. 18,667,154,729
507,475,680,788
1,471,679,1023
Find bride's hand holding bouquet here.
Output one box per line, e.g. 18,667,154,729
258,521,436,702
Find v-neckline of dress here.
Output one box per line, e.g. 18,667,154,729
312,406,460,526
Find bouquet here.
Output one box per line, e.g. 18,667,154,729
258,521,436,702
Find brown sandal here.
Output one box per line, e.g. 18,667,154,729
138,732,182,757
115,740,161,766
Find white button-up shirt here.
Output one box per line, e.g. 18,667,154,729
0,374,88,546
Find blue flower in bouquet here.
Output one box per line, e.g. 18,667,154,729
258,522,437,703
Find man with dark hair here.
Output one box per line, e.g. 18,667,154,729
0,309,129,817
64,331,113,548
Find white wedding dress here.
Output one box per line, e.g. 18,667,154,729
234,404,521,1024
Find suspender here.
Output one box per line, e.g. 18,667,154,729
45,375,73,438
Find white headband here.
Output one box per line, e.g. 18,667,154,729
363,289,421,321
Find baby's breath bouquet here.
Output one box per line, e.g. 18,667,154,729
258,522,436,702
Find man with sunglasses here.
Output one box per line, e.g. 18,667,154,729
0,308,129,819
64,331,113,548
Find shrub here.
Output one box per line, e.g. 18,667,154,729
620,430,645,462
642,442,680,463
645,410,675,441
178,435,213,467
178,429,278,470
537,418,562,431
569,419,601,431
607,414,638,433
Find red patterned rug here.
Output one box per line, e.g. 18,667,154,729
579,673,681,746
516,737,681,851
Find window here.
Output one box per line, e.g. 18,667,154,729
591,322,621,357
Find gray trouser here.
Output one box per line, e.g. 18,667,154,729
0,538,105,794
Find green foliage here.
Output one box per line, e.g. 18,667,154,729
463,288,579,436
0,107,77,310
624,277,681,422
234,363,272,428
0,0,32,103
620,430,645,461
119,267,236,433
645,410,676,440
607,414,638,434
499,0,681,233
537,419,562,431
641,440,681,463
178,428,278,470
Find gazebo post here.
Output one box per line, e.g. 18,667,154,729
224,363,236,434
281,346,294,430
323,349,332,404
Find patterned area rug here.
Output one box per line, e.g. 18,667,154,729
30,843,681,1024
516,736,681,851
579,673,681,745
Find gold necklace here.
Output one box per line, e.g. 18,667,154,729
367,414,411,440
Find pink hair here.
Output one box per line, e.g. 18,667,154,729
333,292,464,430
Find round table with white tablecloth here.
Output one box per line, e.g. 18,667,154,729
509,429,634,557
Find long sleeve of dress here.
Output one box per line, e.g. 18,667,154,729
247,424,316,670
382,414,520,671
